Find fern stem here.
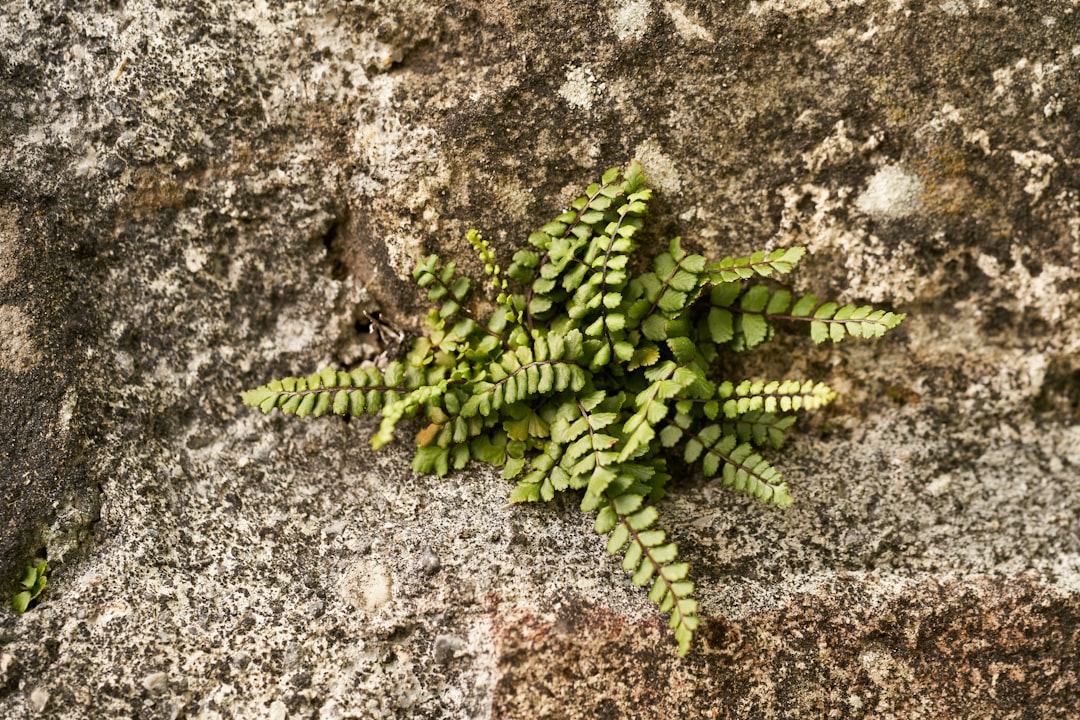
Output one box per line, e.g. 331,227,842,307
721,305,896,328
595,212,631,351
488,360,579,392
428,271,513,351
270,376,469,399
271,383,411,397
700,258,781,277
478,322,513,351
638,255,698,327
577,399,616,467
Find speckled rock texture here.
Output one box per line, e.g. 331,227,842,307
1,1,1078,718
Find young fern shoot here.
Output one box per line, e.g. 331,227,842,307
242,161,906,656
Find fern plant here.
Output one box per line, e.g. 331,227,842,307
242,162,905,655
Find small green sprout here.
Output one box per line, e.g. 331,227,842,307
12,560,48,613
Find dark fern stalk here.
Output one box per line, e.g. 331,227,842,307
242,161,906,656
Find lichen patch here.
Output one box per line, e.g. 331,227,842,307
855,164,924,221
1009,149,1056,203
611,0,652,42
558,65,606,110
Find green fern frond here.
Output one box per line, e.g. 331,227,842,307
658,416,791,505
664,409,796,449
241,363,410,419
242,160,906,656
707,283,907,348
628,238,709,332
715,378,836,417
703,246,806,282
720,411,797,449
596,499,698,656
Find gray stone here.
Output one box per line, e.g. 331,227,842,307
432,634,465,665
1,1,1078,718
420,549,442,577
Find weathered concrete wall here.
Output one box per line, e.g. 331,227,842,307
1,1,1078,717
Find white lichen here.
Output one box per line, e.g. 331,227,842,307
611,0,652,42
1009,149,1056,203
855,164,923,221
558,65,606,110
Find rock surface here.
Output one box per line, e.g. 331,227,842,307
1,1,1078,718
